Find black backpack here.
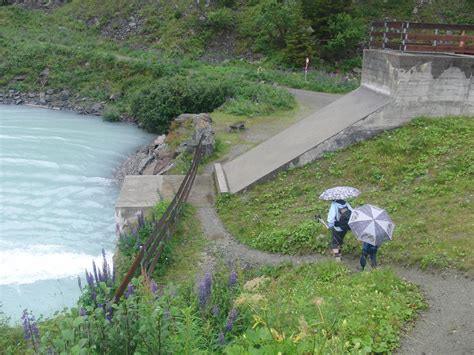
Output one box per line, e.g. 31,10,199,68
336,206,352,231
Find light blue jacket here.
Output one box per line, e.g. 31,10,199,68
327,201,353,231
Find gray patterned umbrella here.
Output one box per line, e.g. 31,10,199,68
348,204,395,246
319,186,361,201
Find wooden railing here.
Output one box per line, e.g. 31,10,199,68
113,136,205,302
369,21,474,55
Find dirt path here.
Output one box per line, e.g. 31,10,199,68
197,88,474,354
196,206,474,355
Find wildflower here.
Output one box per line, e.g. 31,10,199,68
125,283,135,299
105,305,113,322
77,275,83,292
218,332,225,345
228,271,237,288
234,293,265,306
225,308,238,332
212,306,220,317
312,297,324,306
102,249,110,282
22,309,40,351
150,279,158,294
79,308,87,317
243,276,270,292
198,273,212,308
92,261,99,284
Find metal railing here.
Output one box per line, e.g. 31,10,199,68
113,136,205,303
369,21,474,55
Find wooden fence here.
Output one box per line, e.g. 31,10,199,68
113,136,204,302
369,21,474,55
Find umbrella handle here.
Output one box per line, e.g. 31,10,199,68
314,214,329,229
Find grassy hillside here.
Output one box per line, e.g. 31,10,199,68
217,117,474,271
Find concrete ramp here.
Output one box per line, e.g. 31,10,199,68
216,86,392,193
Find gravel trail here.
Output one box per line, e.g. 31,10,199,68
195,208,474,355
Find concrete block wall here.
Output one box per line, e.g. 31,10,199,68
361,49,474,130
284,50,474,173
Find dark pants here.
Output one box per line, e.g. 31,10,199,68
360,243,378,269
330,228,348,249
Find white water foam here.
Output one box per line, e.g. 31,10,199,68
0,245,114,285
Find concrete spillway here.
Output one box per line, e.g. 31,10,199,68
216,49,474,193
216,86,392,193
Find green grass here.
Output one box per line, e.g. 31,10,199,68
227,262,425,353
156,206,208,285
217,117,474,271
1,262,424,354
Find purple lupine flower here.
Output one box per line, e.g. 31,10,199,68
150,280,158,294
90,287,97,302
112,267,116,283
105,305,113,322
102,249,109,282
131,225,138,237
198,273,212,308
85,270,93,289
225,308,238,332
92,261,99,284
77,276,83,292
228,271,237,288
212,306,220,317
21,309,40,344
97,270,104,283
125,283,134,299
79,308,87,317
218,332,225,345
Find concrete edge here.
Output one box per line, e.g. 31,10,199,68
214,163,229,193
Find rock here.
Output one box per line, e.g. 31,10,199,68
109,93,120,101
46,89,55,95
28,93,36,98
15,99,24,105
59,89,70,100
153,134,166,147
174,113,215,156
91,102,103,114
12,75,26,81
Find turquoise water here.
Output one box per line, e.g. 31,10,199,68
0,105,154,323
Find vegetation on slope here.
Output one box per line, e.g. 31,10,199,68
0,262,424,354
217,117,474,271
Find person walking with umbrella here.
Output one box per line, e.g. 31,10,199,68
319,186,360,261
348,204,395,271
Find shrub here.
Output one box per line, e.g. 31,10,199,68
130,76,232,133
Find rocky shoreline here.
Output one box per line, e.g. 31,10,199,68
0,89,109,116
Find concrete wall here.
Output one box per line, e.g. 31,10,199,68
292,49,474,170
115,175,214,234
361,49,474,129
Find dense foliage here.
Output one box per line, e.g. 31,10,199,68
218,117,474,271
0,262,424,354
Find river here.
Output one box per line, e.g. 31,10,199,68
0,105,154,323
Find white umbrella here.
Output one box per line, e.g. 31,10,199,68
348,204,394,246
319,186,360,201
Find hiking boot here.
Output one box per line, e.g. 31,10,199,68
334,253,342,262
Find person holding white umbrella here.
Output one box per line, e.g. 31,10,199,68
319,186,361,261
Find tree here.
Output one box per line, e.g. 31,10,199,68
300,0,351,43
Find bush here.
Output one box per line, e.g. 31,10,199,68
206,7,236,32
130,76,232,133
